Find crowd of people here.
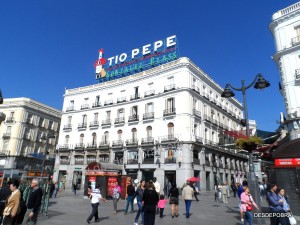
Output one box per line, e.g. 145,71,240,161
0,178,43,225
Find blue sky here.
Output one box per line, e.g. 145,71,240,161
0,0,298,131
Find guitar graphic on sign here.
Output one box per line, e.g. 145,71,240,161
94,48,107,78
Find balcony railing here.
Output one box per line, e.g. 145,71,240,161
117,97,127,103
193,109,201,118
192,85,200,93
74,160,84,165
60,160,70,165
112,140,123,147
78,123,87,129
59,144,69,150
2,133,11,138
164,84,175,92
195,136,203,143
115,117,125,124
66,106,75,112
219,162,224,168
99,141,110,147
130,94,140,100
143,112,154,120
165,158,176,163
126,139,138,146
143,158,154,164
104,100,113,105
92,102,101,108
6,117,15,123
141,137,154,144
292,35,300,46
99,157,109,163
74,143,85,149
81,104,89,110
86,143,97,149
160,135,177,142
203,114,211,122
101,119,111,126
144,90,155,97
204,139,218,147
63,124,72,130
296,69,300,80
128,159,139,164
89,121,99,127
128,115,139,122
163,108,176,116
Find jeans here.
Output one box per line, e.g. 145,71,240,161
244,211,253,225
184,200,192,218
134,201,144,224
269,209,290,225
125,196,134,213
87,203,99,221
159,208,164,218
113,198,119,212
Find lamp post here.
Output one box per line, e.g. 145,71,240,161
221,74,270,224
40,133,55,180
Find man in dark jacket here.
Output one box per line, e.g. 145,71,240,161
22,178,43,225
124,182,135,214
0,181,12,223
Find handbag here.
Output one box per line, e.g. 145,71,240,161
289,213,297,225
246,205,254,211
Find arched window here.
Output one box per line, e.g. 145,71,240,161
64,135,70,145
104,131,109,143
117,130,123,141
92,132,97,145
167,123,174,138
146,126,152,138
132,128,137,140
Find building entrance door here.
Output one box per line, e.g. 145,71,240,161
142,170,154,182
206,172,210,191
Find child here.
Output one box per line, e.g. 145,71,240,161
157,195,168,218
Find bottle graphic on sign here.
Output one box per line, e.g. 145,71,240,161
94,48,107,78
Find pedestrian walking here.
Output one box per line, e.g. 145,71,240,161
86,185,107,224
191,183,199,202
142,181,159,225
133,180,145,225
168,182,179,218
22,178,43,225
15,190,27,225
266,184,289,225
157,195,168,218
49,181,55,199
153,177,160,214
278,188,293,225
53,182,59,198
238,180,248,222
124,182,135,214
2,179,21,225
226,182,230,198
231,182,237,198
111,181,121,214
182,181,194,219
73,183,78,195
0,181,12,223
221,184,228,203
240,186,259,225
214,184,219,202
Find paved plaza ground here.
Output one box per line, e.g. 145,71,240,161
37,190,272,225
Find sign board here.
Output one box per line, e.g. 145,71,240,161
275,158,300,166
94,35,178,82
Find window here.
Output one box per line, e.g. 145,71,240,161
27,114,33,123
70,100,74,107
48,121,53,130
134,87,139,95
193,99,197,109
167,76,174,84
117,130,123,141
118,109,124,117
132,128,137,140
67,116,72,124
95,95,100,105
6,126,11,134
194,124,197,136
92,132,97,145
148,82,153,90
64,135,70,145
2,142,8,153
167,123,174,137
131,106,138,116
121,90,125,96
146,103,153,113
9,112,14,118
166,98,175,109
93,113,99,122
146,126,152,138
106,111,111,119
82,115,87,124
104,131,109,143
80,134,84,145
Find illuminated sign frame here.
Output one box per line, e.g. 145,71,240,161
94,35,178,82
275,158,300,166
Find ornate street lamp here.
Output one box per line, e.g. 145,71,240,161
221,73,270,223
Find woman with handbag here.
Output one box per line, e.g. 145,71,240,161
2,180,20,225
240,187,259,225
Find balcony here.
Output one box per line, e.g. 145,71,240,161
191,85,200,93
6,117,15,123
89,121,99,128
115,117,125,124
292,35,300,46
78,123,87,129
163,108,176,116
81,104,89,110
141,137,154,145
143,112,154,120
212,119,219,126
59,144,69,150
60,159,70,165
99,141,110,147
86,143,97,149
225,164,229,169
92,102,101,108
126,139,138,146
204,139,218,147
160,135,177,142
74,143,85,149
101,119,111,126
203,114,211,122
296,69,300,80
128,159,139,164
104,100,113,106
195,136,203,144
87,157,97,163
74,159,84,165
130,94,140,100
117,97,127,103
2,133,11,139
63,124,72,130
112,140,123,147
193,158,200,165
205,161,211,166
193,109,201,118
165,158,176,164
99,157,109,163
144,90,155,97
128,115,139,122
66,106,75,112
143,158,154,164
164,84,175,92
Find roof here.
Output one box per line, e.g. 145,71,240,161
272,138,300,158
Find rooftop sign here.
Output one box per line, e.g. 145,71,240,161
94,35,178,82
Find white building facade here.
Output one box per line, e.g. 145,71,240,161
270,2,300,140
54,57,249,192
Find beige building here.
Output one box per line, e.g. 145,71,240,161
0,98,61,178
